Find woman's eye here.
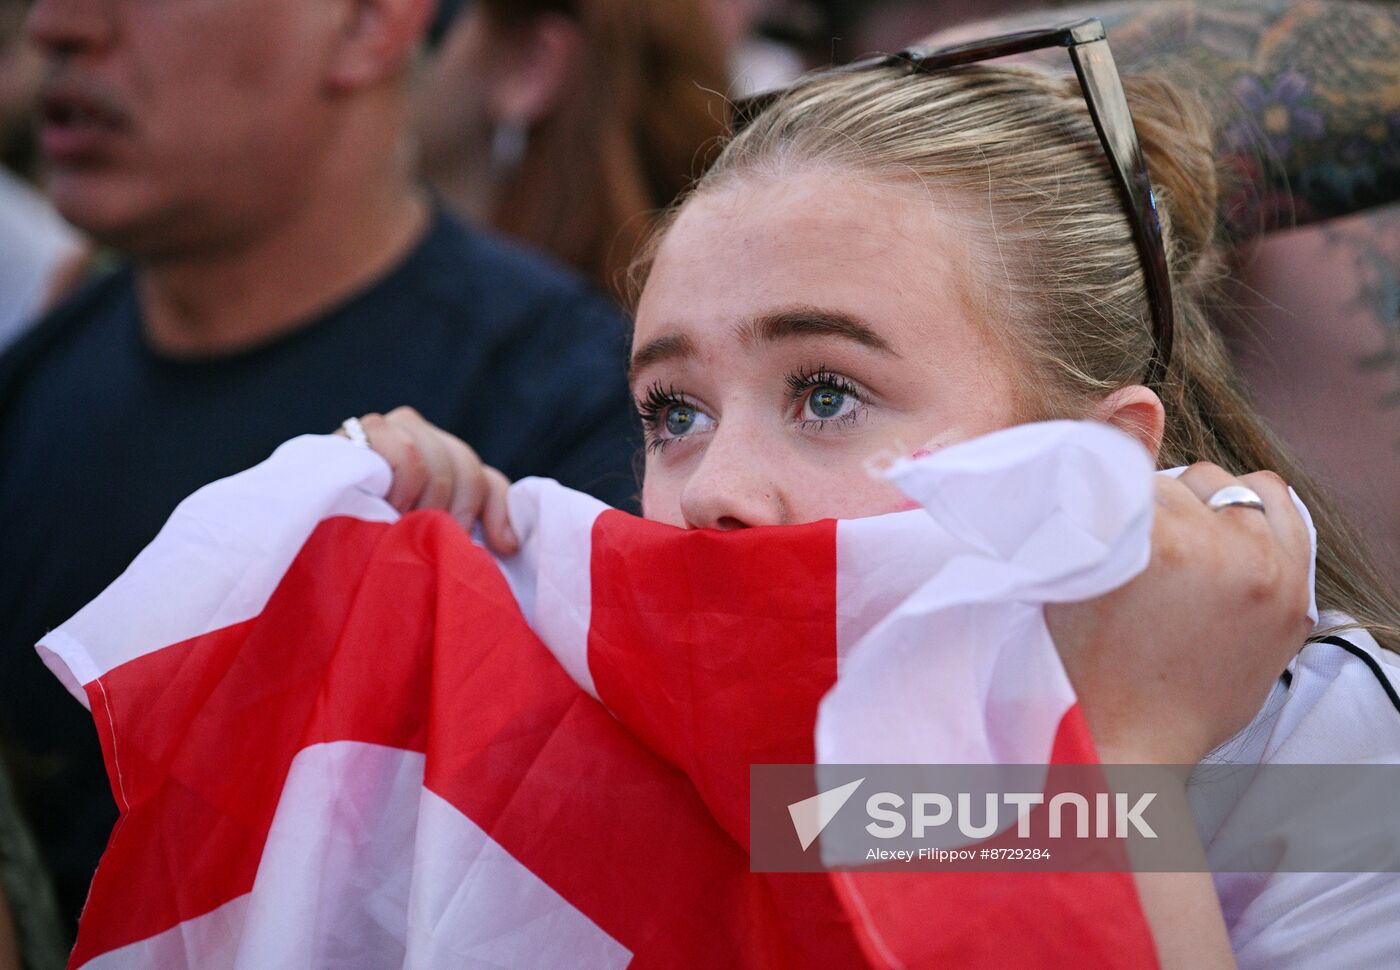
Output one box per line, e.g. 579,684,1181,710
803,385,857,421
664,404,708,437
636,382,716,451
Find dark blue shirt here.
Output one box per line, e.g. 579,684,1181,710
0,211,640,925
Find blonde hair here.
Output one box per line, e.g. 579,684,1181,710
631,63,1400,650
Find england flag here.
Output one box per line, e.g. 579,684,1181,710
39,422,1171,969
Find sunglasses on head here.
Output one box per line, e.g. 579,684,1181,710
732,19,1175,388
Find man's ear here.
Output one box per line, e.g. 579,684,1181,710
1092,384,1165,461
482,13,583,128
327,0,434,92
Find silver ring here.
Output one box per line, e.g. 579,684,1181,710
1207,484,1265,513
341,416,371,450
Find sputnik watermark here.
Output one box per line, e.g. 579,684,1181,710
786,777,1154,865
758,764,1172,872
787,778,864,851
862,789,1157,840
752,763,1400,873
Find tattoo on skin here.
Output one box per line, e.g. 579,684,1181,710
1064,2,1400,414
1321,205,1400,422
922,3,1400,419
941,1,1400,238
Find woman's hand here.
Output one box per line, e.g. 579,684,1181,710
336,407,519,555
1043,461,1311,970
1046,462,1313,766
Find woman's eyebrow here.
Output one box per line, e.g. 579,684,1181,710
740,307,898,354
629,332,697,382
629,307,898,383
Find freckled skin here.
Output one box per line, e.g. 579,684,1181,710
631,168,1025,529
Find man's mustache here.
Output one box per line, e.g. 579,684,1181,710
39,64,134,129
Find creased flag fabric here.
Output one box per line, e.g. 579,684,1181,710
39,421,1200,969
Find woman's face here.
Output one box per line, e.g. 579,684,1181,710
632,167,1027,529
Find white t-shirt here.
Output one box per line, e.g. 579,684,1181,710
1193,613,1400,968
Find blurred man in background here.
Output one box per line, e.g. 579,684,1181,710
0,0,637,929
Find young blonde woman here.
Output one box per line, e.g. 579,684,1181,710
345,21,1400,967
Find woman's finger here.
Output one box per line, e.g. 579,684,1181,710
1175,462,1273,536
383,407,452,512
386,404,425,424
479,467,519,555
344,409,516,554
1153,474,1203,515
410,426,457,512
1236,470,1308,559
1236,471,1314,641
364,414,428,512
439,432,489,528
1174,462,1241,505
1155,463,1245,516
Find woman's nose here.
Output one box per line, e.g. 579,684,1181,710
678,430,788,530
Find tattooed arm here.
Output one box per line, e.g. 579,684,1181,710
926,0,1400,240
1225,205,1400,574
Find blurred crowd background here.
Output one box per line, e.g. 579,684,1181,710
0,0,1397,967
0,0,1042,328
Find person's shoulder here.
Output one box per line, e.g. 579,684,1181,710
37,262,132,322
0,266,134,390
1202,620,1400,967
1294,619,1400,716
412,210,626,339
1263,614,1400,763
